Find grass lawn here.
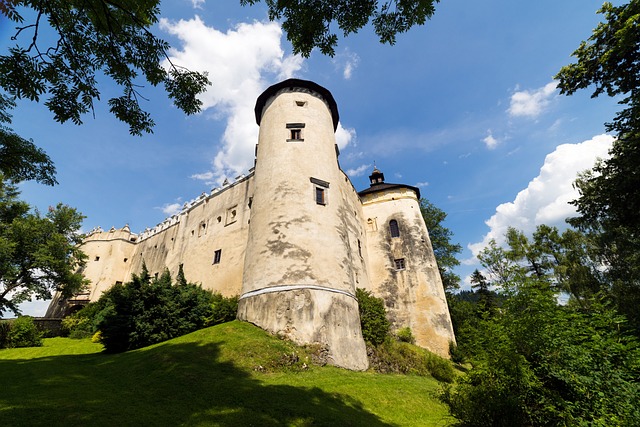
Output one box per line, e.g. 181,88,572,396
0,321,454,427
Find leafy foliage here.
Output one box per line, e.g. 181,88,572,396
367,338,455,382
2,316,43,348
443,280,640,426
420,198,462,291
240,0,440,57
95,265,214,353
395,326,414,344
0,0,210,137
555,1,640,332
0,178,87,316
207,292,239,326
356,288,390,346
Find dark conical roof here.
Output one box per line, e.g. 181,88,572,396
254,79,339,130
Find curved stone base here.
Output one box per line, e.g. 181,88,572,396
237,287,368,371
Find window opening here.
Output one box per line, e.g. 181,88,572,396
286,123,305,141
389,220,400,238
213,249,222,265
358,239,362,257
94,256,100,261
316,187,326,205
394,258,406,270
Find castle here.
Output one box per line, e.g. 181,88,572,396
46,79,455,370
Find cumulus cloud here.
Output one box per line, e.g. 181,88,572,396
483,130,499,150
508,82,557,118
468,134,614,257
189,0,205,9
336,123,356,150
415,181,429,188
159,17,305,184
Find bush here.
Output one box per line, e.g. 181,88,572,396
396,327,415,343
368,340,455,383
207,293,239,326
6,316,43,348
356,288,390,346
96,266,214,353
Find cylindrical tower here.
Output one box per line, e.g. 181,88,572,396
238,79,368,370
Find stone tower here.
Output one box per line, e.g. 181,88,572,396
237,79,369,370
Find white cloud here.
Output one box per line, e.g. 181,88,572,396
508,81,557,118
157,198,183,216
415,182,429,188
336,123,356,150
333,48,360,79
468,134,614,257
483,130,499,150
346,164,371,177
159,17,305,185
189,0,205,9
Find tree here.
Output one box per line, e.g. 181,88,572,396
240,0,440,56
555,1,640,330
420,198,462,291
0,177,87,316
0,1,210,185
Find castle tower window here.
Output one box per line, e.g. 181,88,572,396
94,256,100,261
358,239,362,257
315,187,326,205
389,220,400,238
394,258,406,270
286,123,305,141
213,249,222,265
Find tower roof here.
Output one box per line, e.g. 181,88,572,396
359,166,421,199
254,79,340,130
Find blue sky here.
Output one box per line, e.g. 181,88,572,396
2,1,623,315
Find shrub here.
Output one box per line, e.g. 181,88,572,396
396,327,415,343
96,267,214,353
207,293,239,326
356,288,390,346
7,316,43,348
368,340,455,383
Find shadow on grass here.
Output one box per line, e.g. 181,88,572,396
0,340,393,427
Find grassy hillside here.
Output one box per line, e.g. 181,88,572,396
0,321,454,426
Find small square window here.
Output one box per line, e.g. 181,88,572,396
213,249,222,265
394,258,406,270
286,123,305,141
94,256,100,261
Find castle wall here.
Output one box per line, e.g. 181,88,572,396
361,188,456,357
78,175,254,303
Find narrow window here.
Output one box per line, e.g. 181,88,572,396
286,123,305,141
213,249,222,265
358,239,362,257
389,220,400,237
315,187,326,205
394,258,406,270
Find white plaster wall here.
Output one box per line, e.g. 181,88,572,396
361,188,456,357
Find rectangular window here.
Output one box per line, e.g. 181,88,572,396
315,187,326,205
394,258,406,270
286,123,305,141
213,249,222,264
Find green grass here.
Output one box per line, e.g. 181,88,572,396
0,321,454,427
